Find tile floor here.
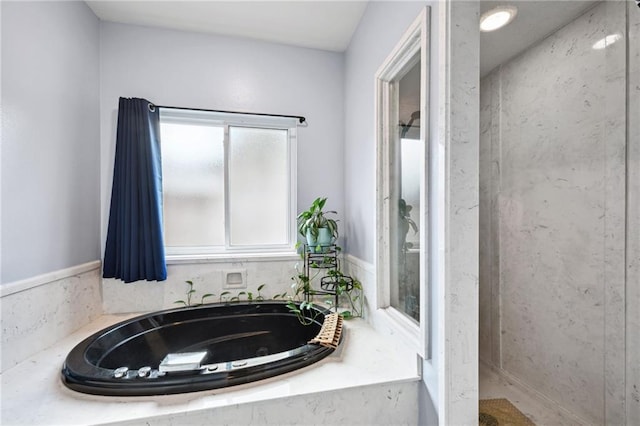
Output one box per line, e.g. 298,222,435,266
479,362,585,426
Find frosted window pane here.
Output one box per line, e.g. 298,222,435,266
400,138,421,249
228,127,288,246
160,122,224,247
390,58,421,323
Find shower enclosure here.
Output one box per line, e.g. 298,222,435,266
479,1,639,424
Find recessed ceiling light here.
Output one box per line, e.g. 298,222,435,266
592,33,622,50
480,6,518,32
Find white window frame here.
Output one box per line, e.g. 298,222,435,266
375,7,430,358
159,108,298,258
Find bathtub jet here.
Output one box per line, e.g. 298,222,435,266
61,301,339,396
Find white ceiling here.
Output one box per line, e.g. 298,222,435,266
87,0,599,73
86,1,369,52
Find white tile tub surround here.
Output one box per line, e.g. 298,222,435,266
111,380,419,426
341,255,403,342
343,254,424,350
343,254,375,319
479,2,633,424
0,261,102,373
0,314,420,425
102,255,301,314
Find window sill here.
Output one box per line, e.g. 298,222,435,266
376,307,422,356
165,251,300,265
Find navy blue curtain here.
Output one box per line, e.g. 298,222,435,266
103,97,167,282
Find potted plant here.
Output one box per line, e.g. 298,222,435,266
398,198,418,252
297,197,338,252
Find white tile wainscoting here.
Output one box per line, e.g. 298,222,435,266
1,261,103,373
102,254,303,314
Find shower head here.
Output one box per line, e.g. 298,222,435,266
400,111,421,138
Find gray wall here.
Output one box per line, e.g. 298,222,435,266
480,2,637,423
1,1,101,283
99,22,345,253
344,1,429,263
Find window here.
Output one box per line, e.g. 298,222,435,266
375,7,430,356
159,109,297,256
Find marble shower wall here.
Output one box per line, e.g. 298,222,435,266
626,2,640,424
479,2,635,424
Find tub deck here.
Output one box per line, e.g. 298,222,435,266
1,314,420,425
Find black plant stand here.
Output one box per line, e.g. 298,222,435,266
302,244,343,311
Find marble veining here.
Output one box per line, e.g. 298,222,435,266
479,2,632,424
1,264,102,372
601,2,628,423
110,382,418,426
102,257,299,314
626,2,640,424
480,362,585,426
479,72,500,367
443,2,480,424
0,313,419,425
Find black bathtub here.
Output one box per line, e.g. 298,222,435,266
61,301,337,396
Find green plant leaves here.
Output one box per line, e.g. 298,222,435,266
297,197,339,240
285,300,321,325
175,281,268,307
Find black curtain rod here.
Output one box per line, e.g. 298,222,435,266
152,104,306,124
